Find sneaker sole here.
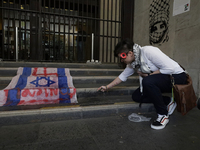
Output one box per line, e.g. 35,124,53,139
151,120,169,130
168,102,177,115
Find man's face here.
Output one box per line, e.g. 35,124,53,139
118,51,135,64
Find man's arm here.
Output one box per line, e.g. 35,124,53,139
137,70,161,77
97,77,122,92
97,65,133,92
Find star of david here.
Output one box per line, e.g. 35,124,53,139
30,77,56,87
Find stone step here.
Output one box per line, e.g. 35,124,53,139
0,100,155,124
0,68,125,77
72,76,138,85
76,86,137,98
0,84,137,98
0,76,139,86
0,61,121,69
0,76,139,98
0,95,135,111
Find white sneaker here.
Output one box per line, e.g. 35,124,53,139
151,114,169,130
167,98,177,115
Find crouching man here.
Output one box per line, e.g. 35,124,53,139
98,39,186,130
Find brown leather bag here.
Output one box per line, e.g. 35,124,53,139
172,74,197,115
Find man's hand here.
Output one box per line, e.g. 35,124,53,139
97,86,107,92
137,70,161,77
137,71,148,77
151,70,161,75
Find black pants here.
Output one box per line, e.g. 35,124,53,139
132,72,187,115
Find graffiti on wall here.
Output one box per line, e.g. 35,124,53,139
149,0,170,45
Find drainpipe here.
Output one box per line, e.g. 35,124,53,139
91,33,94,62
86,33,101,64
15,27,18,62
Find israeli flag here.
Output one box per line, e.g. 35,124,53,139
0,67,77,106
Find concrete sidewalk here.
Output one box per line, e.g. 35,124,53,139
0,94,199,150
0,106,199,150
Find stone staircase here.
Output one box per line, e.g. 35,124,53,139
0,61,139,105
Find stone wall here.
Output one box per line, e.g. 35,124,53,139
134,0,200,97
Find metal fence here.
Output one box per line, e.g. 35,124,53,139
0,0,133,63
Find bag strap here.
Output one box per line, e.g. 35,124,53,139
170,63,185,83
170,75,175,102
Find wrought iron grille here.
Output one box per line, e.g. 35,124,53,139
0,0,132,63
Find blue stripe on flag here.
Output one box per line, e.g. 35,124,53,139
4,67,31,106
22,67,32,76
57,68,70,103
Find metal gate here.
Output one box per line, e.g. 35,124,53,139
0,0,134,63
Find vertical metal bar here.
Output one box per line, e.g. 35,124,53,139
102,0,105,63
94,0,97,61
76,0,79,62
110,0,113,62
48,11,51,60
97,0,100,61
1,0,4,59
85,0,88,60
91,33,94,61
67,0,70,62
82,0,84,62
81,0,83,50
90,0,93,60
76,0,80,62
79,0,83,61
131,0,134,41
43,0,46,60
53,0,55,61
13,0,16,60
114,0,117,63
38,0,42,61
106,0,109,62
72,0,75,61
15,27,18,61
86,0,88,38
41,0,43,60
19,0,21,60
37,0,41,60
8,0,11,60
119,0,122,39
82,0,83,25
24,2,27,59
46,1,49,60
63,0,66,61
47,1,50,60
48,1,51,60
27,1,30,60
58,0,61,61
94,0,97,60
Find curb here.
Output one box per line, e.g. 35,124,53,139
0,102,155,125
